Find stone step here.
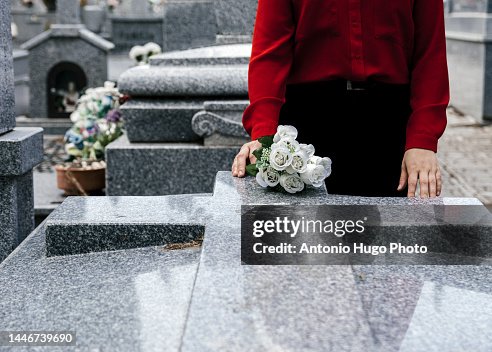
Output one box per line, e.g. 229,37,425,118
44,194,211,257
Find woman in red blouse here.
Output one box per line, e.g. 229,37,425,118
232,0,449,198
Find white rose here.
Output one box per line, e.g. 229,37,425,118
273,125,298,143
274,137,300,153
301,164,329,188
269,145,293,171
256,166,281,188
286,150,309,174
308,156,332,177
300,143,315,158
279,173,305,194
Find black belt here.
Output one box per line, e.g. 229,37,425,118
286,79,410,94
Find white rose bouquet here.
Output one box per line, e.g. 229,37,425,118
246,125,332,194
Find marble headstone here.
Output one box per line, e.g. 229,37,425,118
0,0,15,134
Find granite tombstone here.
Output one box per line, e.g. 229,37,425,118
0,0,43,263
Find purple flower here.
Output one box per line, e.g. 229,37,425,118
106,109,122,123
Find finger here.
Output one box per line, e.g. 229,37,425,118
231,156,238,176
236,146,250,177
397,166,408,191
419,170,429,199
436,168,442,196
429,169,437,198
250,152,257,164
407,171,418,198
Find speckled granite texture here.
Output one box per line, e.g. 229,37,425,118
0,127,42,262
56,0,81,24
162,0,217,52
0,0,15,135
0,172,491,351
214,0,257,39
120,99,203,143
0,172,35,263
0,128,43,176
105,135,239,195
118,64,248,97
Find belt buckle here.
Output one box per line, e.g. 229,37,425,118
346,80,365,91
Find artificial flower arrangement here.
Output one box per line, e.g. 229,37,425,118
246,125,332,194
56,81,127,195
129,42,162,65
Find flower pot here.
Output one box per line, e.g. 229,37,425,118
55,163,106,196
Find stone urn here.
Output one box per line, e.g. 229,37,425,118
82,3,106,33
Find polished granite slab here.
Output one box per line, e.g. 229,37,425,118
0,172,491,351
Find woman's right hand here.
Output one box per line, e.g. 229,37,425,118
232,140,262,177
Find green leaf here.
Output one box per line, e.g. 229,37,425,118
258,135,274,148
252,147,263,160
246,163,259,177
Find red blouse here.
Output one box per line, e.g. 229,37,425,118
242,0,450,152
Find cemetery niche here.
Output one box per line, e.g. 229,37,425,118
47,61,87,118
21,0,114,119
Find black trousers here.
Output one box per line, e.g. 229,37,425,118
278,80,411,197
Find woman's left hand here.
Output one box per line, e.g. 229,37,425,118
398,148,442,198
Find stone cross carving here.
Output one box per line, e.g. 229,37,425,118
0,0,16,134
56,0,81,25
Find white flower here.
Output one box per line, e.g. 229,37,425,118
279,173,305,194
104,81,116,89
144,42,162,57
256,166,281,188
286,150,309,174
300,143,315,158
129,45,147,64
274,137,300,153
301,164,329,188
308,156,332,177
269,145,293,171
70,111,81,123
273,125,298,143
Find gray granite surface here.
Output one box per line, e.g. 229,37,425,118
214,0,257,42
0,0,15,134
162,0,217,52
56,0,81,24
121,99,203,143
0,171,35,263
191,101,250,145
105,135,239,195
45,195,207,256
118,64,248,97
0,128,43,176
150,44,251,66
0,172,491,351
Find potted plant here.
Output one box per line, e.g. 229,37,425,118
56,81,127,195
